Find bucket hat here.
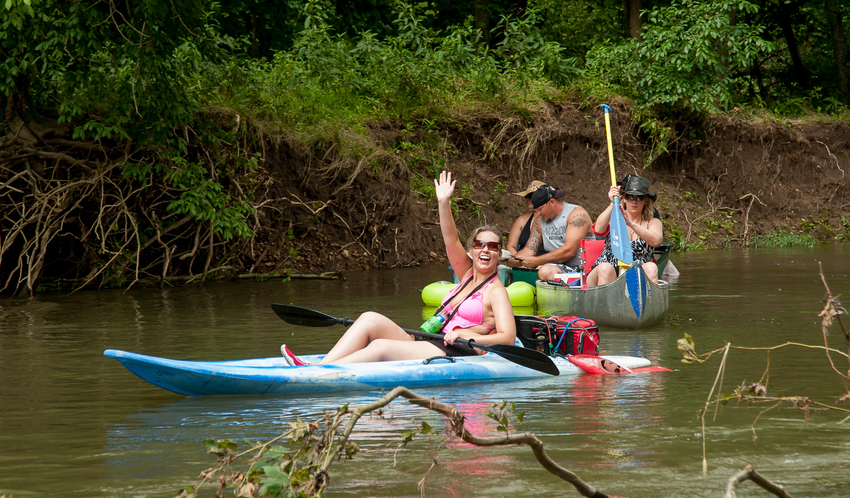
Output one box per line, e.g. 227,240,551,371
619,175,656,202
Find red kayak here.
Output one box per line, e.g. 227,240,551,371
568,354,672,375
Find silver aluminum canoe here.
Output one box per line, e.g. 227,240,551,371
536,264,669,329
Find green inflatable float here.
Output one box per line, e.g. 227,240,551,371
421,280,536,308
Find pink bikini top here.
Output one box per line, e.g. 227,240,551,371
440,274,496,332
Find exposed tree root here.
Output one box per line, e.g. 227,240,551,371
0,113,269,295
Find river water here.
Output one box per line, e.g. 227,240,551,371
1,245,849,497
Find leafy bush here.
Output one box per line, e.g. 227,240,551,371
586,0,773,116
208,1,581,139
751,229,818,248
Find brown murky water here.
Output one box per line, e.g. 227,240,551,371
0,245,849,497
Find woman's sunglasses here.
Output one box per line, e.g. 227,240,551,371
472,239,501,252
624,194,646,201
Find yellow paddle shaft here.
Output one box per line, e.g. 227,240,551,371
603,111,617,187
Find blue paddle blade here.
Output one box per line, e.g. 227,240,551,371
609,197,633,265
625,265,646,319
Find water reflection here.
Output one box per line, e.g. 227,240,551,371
1,245,850,497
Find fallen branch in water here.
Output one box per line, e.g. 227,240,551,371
343,387,607,498
816,261,849,383
174,385,801,498
679,265,849,482
176,386,610,498
724,464,792,498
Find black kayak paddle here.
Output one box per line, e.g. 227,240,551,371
271,303,559,376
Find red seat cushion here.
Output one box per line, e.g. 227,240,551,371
580,239,606,276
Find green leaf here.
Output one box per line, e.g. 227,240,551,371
259,465,291,496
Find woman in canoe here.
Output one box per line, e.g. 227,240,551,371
281,171,517,366
586,175,663,286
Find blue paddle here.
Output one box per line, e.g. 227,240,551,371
601,105,633,268
602,105,642,319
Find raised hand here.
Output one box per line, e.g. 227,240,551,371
434,171,456,203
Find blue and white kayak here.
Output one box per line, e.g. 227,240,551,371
103,349,651,396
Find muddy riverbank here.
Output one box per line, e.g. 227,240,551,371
3,102,849,291
261,103,850,272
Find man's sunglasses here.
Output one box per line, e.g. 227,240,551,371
472,239,501,252
624,194,646,201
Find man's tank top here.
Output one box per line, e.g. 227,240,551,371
541,202,586,267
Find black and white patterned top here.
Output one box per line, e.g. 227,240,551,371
595,221,655,268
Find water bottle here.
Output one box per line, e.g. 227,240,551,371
420,313,446,334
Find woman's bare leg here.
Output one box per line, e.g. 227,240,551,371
587,263,617,286
329,338,446,364
318,312,413,364
642,261,658,283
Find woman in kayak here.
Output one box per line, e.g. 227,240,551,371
585,175,663,286
281,171,517,366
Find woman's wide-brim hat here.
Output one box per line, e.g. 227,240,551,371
619,175,657,201
512,180,546,197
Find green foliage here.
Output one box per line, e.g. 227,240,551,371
677,333,704,364
209,0,580,145
1,0,217,143
410,173,437,202
665,224,704,252
587,0,773,116
1,0,260,285
840,214,850,241
489,180,508,212
493,7,581,91
533,0,624,61
629,106,674,168
165,156,255,241
181,407,361,497
487,400,525,433
286,228,299,259
700,212,739,248
456,183,482,220
799,213,834,241
751,229,818,249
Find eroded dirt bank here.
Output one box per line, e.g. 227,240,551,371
258,103,850,273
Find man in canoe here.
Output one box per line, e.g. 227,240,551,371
281,171,517,366
505,185,593,282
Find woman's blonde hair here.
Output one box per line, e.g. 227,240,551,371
466,226,505,251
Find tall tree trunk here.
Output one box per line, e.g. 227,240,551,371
251,2,258,59
825,0,849,100
774,4,813,91
751,58,766,102
475,0,490,45
623,0,642,39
